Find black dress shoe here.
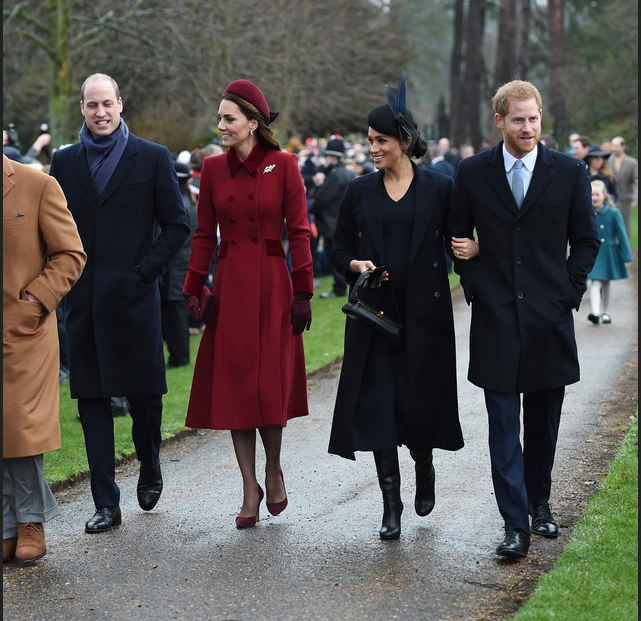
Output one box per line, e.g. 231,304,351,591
85,507,122,533
410,450,436,517
588,313,600,325
137,463,163,511
530,503,559,538
496,530,531,558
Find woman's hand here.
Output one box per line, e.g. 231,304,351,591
349,260,389,281
451,237,480,261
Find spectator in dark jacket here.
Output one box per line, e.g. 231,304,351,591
159,162,199,367
311,138,354,298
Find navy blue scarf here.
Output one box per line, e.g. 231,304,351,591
79,119,130,197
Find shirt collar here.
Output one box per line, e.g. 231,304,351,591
226,142,270,176
503,142,538,173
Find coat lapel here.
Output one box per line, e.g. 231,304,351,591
517,144,555,219
409,165,437,266
3,156,15,198
484,142,520,218
72,144,100,205
361,173,386,264
99,135,138,206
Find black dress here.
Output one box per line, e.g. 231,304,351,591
352,177,416,452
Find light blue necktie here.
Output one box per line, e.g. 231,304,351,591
512,159,525,209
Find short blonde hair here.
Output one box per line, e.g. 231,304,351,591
492,80,543,118
591,179,613,205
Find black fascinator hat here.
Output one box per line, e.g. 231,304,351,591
367,70,422,157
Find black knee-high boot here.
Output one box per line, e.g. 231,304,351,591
410,450,436,517
374,449,403,540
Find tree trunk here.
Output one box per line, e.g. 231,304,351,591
495,0,516,89
49,0,74,147
450,0,466,143
456,0,486,151
516,0,531,79
548,0,569,141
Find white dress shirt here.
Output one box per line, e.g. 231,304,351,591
503,143,538,199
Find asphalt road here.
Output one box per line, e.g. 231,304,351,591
3,273,638,621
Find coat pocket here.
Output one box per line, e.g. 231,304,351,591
3,213,30,227
264,238,286,257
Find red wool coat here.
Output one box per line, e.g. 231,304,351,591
183,143,314,430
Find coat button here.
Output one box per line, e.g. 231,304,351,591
434,291,441,298
358,231,363,239
433,262,439,268
601,238,606,243
517,292,524,300
434,230,440,237
600,224,605,229
516,257,522,265
515,223,522,231
228,195,234,201
249,216,256,223
252,238,259,245
229,217,236,224
231,239,237,245
251,171,257,178
248,194,255,201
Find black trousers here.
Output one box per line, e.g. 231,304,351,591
78,396,163,510
484,387,565,533
161,299,190,366
323,236,347,296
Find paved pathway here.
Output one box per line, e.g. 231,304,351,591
3,273,637,621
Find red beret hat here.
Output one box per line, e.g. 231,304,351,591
224,79,279,125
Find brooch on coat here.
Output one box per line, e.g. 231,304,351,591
263,164,276,175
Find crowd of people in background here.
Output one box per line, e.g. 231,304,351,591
3,122,638,372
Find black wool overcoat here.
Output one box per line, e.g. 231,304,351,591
449,142,600,394
50,134,190,398
329,166,464,460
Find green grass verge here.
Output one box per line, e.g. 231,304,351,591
631,206,638,252
511,416,639,621
46,273,461,483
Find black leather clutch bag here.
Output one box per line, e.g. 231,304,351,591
342,269,401,341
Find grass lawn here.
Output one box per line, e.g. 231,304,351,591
511,417,639,621
631,205,638,251
47,273,461,482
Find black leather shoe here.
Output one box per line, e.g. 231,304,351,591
85,507,122,533
410,450,436,517
530,503,559,538
496,530,531,558
588,313,600,325
137,463,163,511
374,450,403,540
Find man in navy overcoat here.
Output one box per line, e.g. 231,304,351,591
449,81,599,558
50,74,189,533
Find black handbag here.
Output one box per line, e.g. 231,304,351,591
342,269,402,341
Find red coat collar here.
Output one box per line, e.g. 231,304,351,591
226,142,272,176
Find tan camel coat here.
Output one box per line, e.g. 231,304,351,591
3,155,86,458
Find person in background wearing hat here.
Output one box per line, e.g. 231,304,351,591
159,162,199,368
49,73,190,534
311,137,354,299
3,155,86,563
329,72,470,541
586,145,618,204
449,80,599,559
183,79,314,529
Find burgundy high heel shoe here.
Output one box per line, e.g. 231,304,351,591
266,471,288,517
236,487,264,529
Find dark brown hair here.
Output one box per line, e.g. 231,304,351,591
222,93,280,151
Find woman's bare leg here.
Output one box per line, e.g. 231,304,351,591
259,426,286,504
231,430,262,517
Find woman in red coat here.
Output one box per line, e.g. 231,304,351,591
183,80,314,528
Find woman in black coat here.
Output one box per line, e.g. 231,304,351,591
329,75,474,540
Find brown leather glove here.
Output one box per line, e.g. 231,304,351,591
291,293,312,336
